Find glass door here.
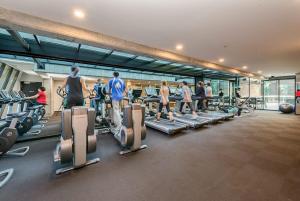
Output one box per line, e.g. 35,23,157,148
279,79,295,105
263,80,279,110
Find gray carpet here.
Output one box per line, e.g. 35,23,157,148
1,111,300,201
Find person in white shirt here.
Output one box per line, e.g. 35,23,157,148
205,82,213,108
205,82,213,97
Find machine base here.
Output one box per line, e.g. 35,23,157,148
55,158,100,175
0,168,14,188
6,146,30,157
119,144,148,155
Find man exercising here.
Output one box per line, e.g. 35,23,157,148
108,71,126,129
179,81,197,118
156,81,174,122
61,66,90,109
92,78,106,114
195,81,206,112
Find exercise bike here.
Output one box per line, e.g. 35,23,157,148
0,105,30,188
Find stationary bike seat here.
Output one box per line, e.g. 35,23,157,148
7,112,27,118
28,105,43,110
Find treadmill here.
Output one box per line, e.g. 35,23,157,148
191,95,224,123
141,87,188,135
169,94,211,128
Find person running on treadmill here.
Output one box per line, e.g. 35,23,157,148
108,71,126,129
195,81,206,112
179,81,197,117
156,81,174,122
61,66,90,109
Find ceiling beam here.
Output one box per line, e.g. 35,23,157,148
7,29,30,51
121,55,138,65
100,50,114,61
33,34,41,46
6,29,44,69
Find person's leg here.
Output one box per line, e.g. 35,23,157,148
187,102,197,115
112,100,122,128
157,103,163,121
179,102,185,113
166,103,173,121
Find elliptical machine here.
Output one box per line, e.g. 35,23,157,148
107,97,148,155
54,87,100,175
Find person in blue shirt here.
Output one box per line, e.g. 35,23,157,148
108,71,126,128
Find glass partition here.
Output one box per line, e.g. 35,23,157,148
263,80,279,110
239,77,250,97
204,79,230,96
263,79,295,110
279,79,295,105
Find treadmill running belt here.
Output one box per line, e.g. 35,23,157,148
145,117,188,135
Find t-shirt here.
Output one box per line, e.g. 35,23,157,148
108,77,125,101
196,86,206,98
219,91,224,97
37,91,47,104
94,83,106,100
182,85,192,102
206,86,212,97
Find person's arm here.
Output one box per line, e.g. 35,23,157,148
25,93,39,100
61,78,67,89
80,78,89,92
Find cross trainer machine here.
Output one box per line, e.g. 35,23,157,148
109,102,148,155
54,106,100,175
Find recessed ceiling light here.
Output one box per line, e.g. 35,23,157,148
257,70,262,74
73,9,85,19
176,44,183,50
218,58,225,63
242,66,248,69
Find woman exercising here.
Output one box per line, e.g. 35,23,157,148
61,66,90,109
156,81,174,122
25,86,47,105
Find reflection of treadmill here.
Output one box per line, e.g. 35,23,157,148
143,87,188,135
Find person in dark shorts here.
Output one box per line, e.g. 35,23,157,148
156,81,174,122
195,81,206,111
61,66,90,109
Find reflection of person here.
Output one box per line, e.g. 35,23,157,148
179,81,197,117
156,81,174,122
25,86,47,105
61,66,90,109
235,88,241,106
108,71,126,129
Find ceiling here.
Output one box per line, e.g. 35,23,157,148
1,0,300,76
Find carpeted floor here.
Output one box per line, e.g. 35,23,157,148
0,111,300,201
